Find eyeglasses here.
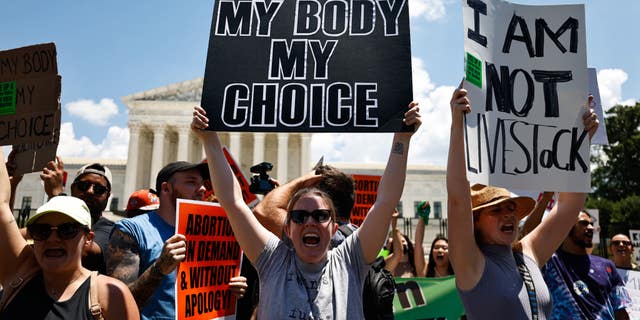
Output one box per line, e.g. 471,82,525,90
27,222,88,241
74,180,109,195
289,209,332,224
612,240,632,246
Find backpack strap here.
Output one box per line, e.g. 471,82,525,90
338,224,354,237
0,255,41,312
88,271,104,320
513,251,539,320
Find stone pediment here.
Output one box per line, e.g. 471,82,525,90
122,77,203,102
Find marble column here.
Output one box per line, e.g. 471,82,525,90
124,122,141,205
277,133,288,182
229,132,241,164
253,132,265,165
177,125,189,161
149,124,166,188
300,133,311,172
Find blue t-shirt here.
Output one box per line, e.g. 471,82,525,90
543,250,632,320
114,211,176,320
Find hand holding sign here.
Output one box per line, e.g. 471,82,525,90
399,101,422,137
450,80,471,120
155,233,187,276
583,95,599,140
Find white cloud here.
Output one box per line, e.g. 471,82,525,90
409,0,447,20
57,122,129,159
311,56,454,166
65,98,119,126
597,69,636,111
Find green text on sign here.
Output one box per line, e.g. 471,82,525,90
465,52,482,88
0,81,17,116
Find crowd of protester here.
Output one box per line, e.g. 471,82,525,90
1,81,636,320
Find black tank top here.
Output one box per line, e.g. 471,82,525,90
0,272,93,320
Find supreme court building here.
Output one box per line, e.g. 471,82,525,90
12,77,448,243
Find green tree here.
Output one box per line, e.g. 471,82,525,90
588,101,640,236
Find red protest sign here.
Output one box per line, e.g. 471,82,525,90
350,174,381,227
175,200,243,320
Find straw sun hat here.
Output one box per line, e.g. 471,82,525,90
471,184,535,220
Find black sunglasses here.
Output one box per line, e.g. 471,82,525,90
74,180,109,195
577,220,594,227
612,240,632,246
27,222,88,241
290,209,332,224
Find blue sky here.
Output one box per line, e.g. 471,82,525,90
2,0,638,166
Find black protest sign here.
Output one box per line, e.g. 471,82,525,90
201,0,413,132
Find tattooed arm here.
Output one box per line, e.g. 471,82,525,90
106,229,178,308
358,102,421,263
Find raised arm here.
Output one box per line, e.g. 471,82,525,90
6,150,23,210
358,102,421,263
0,148,30,284
252,172,322,238
519,192,554,238
40,156,65,198
521,97,598,267
383,212,403,274
192,106,272,263
414,217,428,277
446,81,485,291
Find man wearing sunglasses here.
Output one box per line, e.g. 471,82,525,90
543,211,632,320
609,233,640,282
40,159,114,275
106,161,208,320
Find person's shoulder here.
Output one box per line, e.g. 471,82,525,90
115,212,152,228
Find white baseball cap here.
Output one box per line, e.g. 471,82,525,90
27,196,92,228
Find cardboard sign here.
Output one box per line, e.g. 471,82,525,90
393,276,466,319
201,0,413,132
350,174,380,226
176,200,243,320
11,132,59,175
462,0,589,192
0,43,60,166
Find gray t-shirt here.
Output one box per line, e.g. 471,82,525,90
255,230,370,319
458,244,552,320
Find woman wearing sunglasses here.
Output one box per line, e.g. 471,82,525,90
191,102,421,319
0,150,139,319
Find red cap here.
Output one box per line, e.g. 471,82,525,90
126,189,159,212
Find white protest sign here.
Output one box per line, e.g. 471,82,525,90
621,270,640,318
588,68,609,145
585,208,600,245
462,0,589,192
630,230,640,265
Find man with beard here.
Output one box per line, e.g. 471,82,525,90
105,161,208,319
543,210,632,320
41,159,114,274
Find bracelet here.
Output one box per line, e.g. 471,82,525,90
150,261,165,278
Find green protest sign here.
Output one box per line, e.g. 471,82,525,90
393,276,466,320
